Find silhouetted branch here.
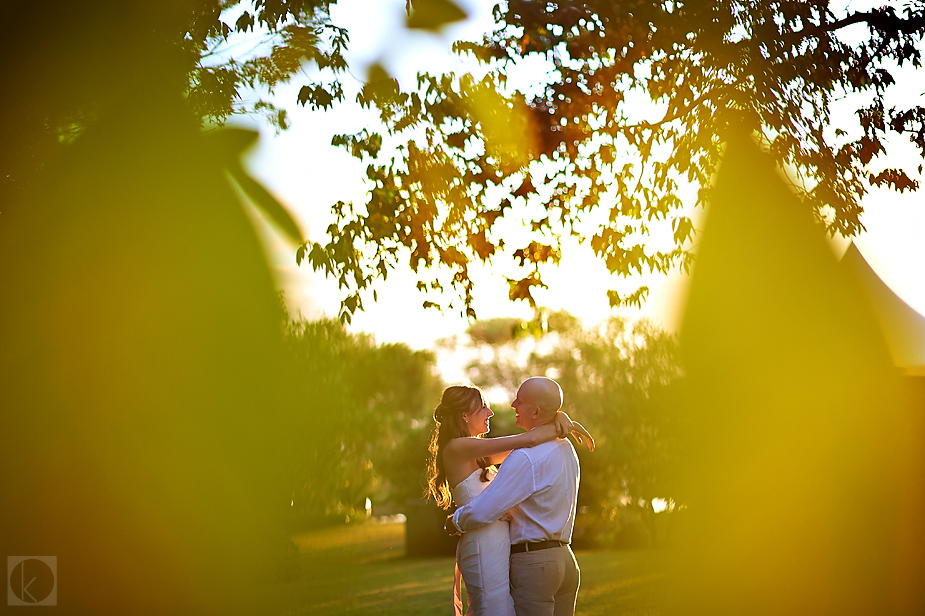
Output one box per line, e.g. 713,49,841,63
788,8,925,44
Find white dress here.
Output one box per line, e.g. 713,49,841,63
451,469,516,616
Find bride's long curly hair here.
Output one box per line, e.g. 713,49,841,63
425,385,492,510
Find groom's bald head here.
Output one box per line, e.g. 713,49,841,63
513,376,563,430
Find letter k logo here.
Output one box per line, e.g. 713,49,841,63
8,557,56,606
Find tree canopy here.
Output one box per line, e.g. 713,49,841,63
6,1,924,321
301,0,925,320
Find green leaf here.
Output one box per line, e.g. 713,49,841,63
297,86,312,106
298,84,336,109
406,0,467,31
607,287,649,309
235,11,254,33
359,63,402,108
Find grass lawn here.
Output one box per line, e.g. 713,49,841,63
258,522,668,615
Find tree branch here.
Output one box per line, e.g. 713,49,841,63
789,8,925,43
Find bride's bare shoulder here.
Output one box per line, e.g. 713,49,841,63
443,436,475,456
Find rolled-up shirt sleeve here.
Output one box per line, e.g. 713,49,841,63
451,450,535,532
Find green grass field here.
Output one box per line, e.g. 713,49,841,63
258,522,668,615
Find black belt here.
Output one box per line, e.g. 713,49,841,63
511,540,568,553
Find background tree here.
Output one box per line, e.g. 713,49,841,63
465,311,683,547
534,317,683,547
283,316,443,526
305,0,925,319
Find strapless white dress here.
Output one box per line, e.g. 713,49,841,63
451,469,515,616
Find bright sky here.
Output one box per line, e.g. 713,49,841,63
240,0,925,350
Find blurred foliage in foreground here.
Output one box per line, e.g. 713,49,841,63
0,93,302,614
0,3,441,609
665,131,925,615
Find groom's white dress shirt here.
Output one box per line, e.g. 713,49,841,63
451,438,580,543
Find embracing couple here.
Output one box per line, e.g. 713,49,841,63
426,377,595,616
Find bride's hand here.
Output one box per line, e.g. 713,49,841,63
568,420,595,452
553,411,596,452
553,411,572,438
444,514,461,536
499,510,514,522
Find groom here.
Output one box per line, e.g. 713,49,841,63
445,376,582,616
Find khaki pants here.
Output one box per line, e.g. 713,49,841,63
509,546,580,616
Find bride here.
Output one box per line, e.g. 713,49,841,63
425,385,593,616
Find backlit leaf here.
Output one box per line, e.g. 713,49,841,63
406,0,467,31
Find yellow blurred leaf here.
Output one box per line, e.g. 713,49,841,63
406,0,468,30
461,81,538,173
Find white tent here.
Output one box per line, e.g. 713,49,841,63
842,243,925,376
